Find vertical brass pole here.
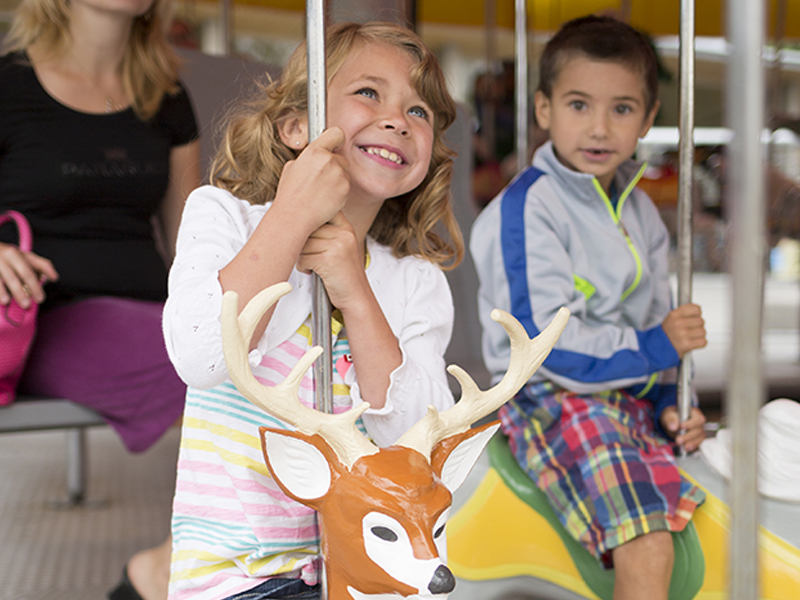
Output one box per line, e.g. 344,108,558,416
676,0,696,454
514,0,528,175
727,0,766,598
306,3,332,599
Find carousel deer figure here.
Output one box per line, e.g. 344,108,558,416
221,282,569,600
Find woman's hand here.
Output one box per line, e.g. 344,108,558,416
272,127,350,238
660,405,706,452
0,242,58,308
662,303,707,359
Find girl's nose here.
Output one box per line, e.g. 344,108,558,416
380,109,410,136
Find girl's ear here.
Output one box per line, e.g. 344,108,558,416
278,113,309,150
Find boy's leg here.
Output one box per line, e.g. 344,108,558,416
611,530,674,600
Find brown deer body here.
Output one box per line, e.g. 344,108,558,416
221,282,569,600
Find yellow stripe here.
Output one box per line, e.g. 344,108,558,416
614,443,650,536
298,323,313,344
172,548,233,564
182,438,270,476
183,416,262,449
594,179,618,224
616,163,648,219
635,373,658,398
243,549,317,576
573,275,596,301
592,166,647,302
523,401,600,542
171,558,238,581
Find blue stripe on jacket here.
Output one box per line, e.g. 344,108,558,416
499,167,677,385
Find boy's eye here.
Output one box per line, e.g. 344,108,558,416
568,100,587,111
614,104,633,115
408,105,429,120
356,87,377,99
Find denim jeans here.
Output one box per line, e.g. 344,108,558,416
222,578,320,600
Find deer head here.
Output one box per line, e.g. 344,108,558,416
221,282,569,600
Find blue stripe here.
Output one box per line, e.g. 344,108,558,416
499,167,679,384
501,167,547,334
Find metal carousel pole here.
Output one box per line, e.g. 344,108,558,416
514,0,528,175
726,0,766,597
676,0,696,455
306,2,333,598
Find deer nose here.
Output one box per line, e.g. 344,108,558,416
428,564,456,595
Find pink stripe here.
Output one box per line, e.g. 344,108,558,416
254,368,314,391
177,463,301,505
176,479,240,499
241,501,314,518
172,501,247,523
274,339,308,360
252,524,319,540
178,459,230,476
171,573,255,600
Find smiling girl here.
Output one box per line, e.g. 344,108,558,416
161,22,462,600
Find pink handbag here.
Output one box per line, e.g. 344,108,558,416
0,211,38,406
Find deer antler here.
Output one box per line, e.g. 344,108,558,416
221,283,379,470
395,307,570,459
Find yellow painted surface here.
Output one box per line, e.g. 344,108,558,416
681,470,800,600
449,467,800,600
231,0,800,39
448,469,599,600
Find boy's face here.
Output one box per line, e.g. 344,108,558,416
535,55,658,193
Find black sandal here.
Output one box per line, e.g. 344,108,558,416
107,566,145,600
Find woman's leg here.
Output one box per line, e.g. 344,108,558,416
611,530,674,600
20,297,186,453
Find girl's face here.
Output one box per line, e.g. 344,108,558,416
326,41,434,209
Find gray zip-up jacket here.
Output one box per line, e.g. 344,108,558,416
471,141,680,418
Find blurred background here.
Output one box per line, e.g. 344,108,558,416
1,2,799,599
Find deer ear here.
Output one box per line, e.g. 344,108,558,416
430,421,500,493
261,428,333,501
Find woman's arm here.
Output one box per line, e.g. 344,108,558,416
156,139,202,264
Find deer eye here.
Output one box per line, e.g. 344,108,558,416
434,524,446,538
371,526,398,542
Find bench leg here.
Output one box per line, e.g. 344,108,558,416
66,427,87,505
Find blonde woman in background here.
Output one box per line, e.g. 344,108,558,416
0,0,201,598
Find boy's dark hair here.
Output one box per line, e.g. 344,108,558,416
538,15,659,113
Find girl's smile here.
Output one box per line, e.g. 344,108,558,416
326,41,434,208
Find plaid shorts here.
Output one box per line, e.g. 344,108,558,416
500,381,705,568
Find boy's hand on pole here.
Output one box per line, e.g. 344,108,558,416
660,406,706,452
662,303,707,359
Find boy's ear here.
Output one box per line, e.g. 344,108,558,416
534,90,551,131
277,113,309,150
640,100,661,138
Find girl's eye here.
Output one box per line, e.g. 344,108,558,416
614,104,633,115
408,106,429,120
357,87,377,99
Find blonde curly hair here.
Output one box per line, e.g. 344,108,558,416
210,21,463,269
3,0,180,121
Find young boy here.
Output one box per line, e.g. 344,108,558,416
470,16,708,600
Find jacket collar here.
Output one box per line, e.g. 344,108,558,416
532,141,647,216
